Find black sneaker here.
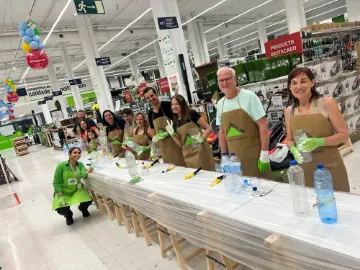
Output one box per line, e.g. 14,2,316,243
66,216,74,225
78,206,90,217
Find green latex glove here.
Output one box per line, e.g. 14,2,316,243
258,150,271,173
136,146,150,155
152,130,169,143
122,136,133,148
298,138,325,152
195,134,205,144
58,195,67,206
165,120,176,137
290,146,304,164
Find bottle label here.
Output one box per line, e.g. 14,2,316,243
317,196,335,207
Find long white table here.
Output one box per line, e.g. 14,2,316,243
82,159,360,270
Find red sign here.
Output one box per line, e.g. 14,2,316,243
158,77,170,93
124,90,132,103
138,83,147,97
265,32,303,58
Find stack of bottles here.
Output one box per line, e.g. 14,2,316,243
221,152,245,194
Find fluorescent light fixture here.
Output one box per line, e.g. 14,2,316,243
232,42,258,54
73,60,86,71
209,52,219,57
43,0,72,45
306,0,340,13
205,0,274,34
224,30,258,46
268,26,288,35
307,5,346,20
266,19,287,30
227,37,258,51
20,67,30,83
138,56,156,66
99,8,152,51
105,40,157,71
183,0,228,25
208,47,218,52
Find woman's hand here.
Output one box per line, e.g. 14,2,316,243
298,138,325,152
165,120,176,137
87,167,93,174
290,146,304,163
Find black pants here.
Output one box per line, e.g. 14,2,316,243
56,200,92,218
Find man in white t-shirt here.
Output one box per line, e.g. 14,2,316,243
216,67,272,178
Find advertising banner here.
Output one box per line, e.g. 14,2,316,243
265,32,303,58
158,77,170,92
138,83,147,97
26,85,52,101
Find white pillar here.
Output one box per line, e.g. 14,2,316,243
128,57,141,86
187,14,210,66
284,0,306,33
150,0,196,103
217,34,227,59
75,15,114,113
346,0,360,21
58,42,84,111
257,22,268,54
297,0,307,28
41,104,53,124
154,41,166,78
46,60,69,118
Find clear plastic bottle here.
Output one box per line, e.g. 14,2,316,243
63,144,69,157
125,147,138,177
294,129,312,163
314,164,338,224
229,153,244,194
287,160,310,217
221,153,232,192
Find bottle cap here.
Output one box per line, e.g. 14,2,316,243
290,160,297,166
221,152,228,156
252,187,257,192
243,179,249,185
317,164,324,169
230,153,235,156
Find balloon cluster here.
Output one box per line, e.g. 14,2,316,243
0,99,15,120
18,20,48,70
3,79,18,103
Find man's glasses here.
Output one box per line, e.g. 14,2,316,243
218,76,235,84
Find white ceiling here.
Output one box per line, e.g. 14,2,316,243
0,0,348,85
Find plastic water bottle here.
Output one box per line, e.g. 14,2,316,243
229,153,244,194
294,129,312,163
125,148,138,177
141,162,150,176
63,144,69,157
229,153,242,174
287,160,310,217
314,164,338,224
221,153,232,192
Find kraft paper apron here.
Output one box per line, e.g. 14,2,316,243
153,106,185,166
108,128,125,157
176,120,215,171
52,164,91,210
133,133,151,160
290,102,349,192
221,96,274,180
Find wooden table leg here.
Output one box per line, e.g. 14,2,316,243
135,210,152,246
89,190,99,209
131,210,141,237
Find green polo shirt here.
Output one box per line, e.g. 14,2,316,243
53,160,88,193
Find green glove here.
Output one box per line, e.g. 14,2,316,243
195,134,205,144
258,150,271,173
290,146,304,164
58,195,67,206
136,146,150,155
298,138,325,152
122,136,133,148
152,130,169,143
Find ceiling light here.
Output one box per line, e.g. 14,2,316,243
73,60,86,71
227,37,258,51
209,52,219,57
20,67,30,83
307,5,346,20
205,0,274,34
224,30,258,46
183,0,228,25
138,56,156,66
267,26,288,35
208,47,218,52
305,0,340,13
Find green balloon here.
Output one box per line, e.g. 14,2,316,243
34,28,40,36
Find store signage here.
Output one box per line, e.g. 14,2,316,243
95,56,111,66
264,32,303,58
73,0,105,15
124,89,132,103
158,77,170,92
157,17,179,30
37,100,46,105
44,96,53,101
27,85,52,101
52,91,62,96
60,79,93,94
69,78,82,85
138,83,147,97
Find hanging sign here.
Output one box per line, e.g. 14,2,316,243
37,100,46,105
157,17,179,30
26,85,52,101
124,89,132,103
95,56,111,66
264,32,303,58
52,91,62,96
73,0,105,15
138,83,147,97
44,96,53,101
69,78,82,85
158,77,170,92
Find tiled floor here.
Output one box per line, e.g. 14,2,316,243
0,143,359,270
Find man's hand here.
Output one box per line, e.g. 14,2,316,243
258,150,271,173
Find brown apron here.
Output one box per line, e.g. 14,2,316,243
153,106,186,166
176,121,215,171
108,128,125,158
221,94,273,180
290,102,349,192
133,133,151,160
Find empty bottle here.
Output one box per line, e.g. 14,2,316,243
229,153,242,174
287,160,310,217
314,164,338,224
63,144,69,157
125,148,138,177
221,153,232,192
294,129,312,163
229,153,245,194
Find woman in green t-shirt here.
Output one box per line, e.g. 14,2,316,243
52,147,93,225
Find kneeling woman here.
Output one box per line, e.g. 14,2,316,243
285,67,349,192
52,147,94,225
166,95,215,171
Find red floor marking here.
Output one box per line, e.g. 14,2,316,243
13,193,21,204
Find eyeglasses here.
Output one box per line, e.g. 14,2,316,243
218,76,235,84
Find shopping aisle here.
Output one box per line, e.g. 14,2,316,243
0,144,359,270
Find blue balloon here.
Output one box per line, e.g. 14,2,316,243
32,35,40,42
38,43,45,50
19,30,26,37
23,35,32,44
26,28,35,37
19,22,28,31
30,41,39,50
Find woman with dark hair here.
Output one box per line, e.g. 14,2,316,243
102,110,126,157
285,67,349,192
132,112,151,160
52,147,93,225
77,120,100,141
166,95,215,171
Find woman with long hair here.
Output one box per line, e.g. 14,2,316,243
77,120,100,142
132,112,151,160
102,110,126,157
166,95,215,171
285,67,349,191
